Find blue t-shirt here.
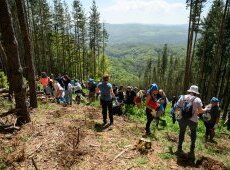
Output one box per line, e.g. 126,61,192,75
98,82,112,101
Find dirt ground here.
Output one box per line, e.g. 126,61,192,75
0,103,229,170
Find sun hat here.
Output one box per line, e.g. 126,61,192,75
187,85,200,95
211,97,220,103
147,83,158,94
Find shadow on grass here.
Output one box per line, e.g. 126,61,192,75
176,152,197,168
94,123,110,132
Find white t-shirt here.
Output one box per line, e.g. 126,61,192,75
53,82,63,91
177,94,203,122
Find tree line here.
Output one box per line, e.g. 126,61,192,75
0,0,108,125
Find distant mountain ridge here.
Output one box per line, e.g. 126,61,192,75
105,23,188,45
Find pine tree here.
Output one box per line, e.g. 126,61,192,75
89,0,102,78
0,0,31,125
16,0,37,108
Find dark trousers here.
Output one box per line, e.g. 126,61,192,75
204,122,215,139
145,108,153,134
145,108,165,133
178,119,197,152
101,99,113,124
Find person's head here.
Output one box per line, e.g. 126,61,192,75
210,97,220,106
102,74,110,82
119,86,123,90
126,86,131,91
147,83,158,96
134,87,138,92
187,85,200,96
63,75,70,82
41,72,47,78
50,74,54,79
159,89,165,96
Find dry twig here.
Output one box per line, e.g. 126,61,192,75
32,158,39,170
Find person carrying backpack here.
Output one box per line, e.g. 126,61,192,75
202,97,221,142
96,75,115,128
174,85,206,161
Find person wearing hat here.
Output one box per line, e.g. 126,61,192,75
145,83,161,135
96,74,115,127
174,85,207,161
202,97,221,142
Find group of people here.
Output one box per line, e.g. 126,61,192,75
95,76,222,162
38,72,224,162
38,72,83,105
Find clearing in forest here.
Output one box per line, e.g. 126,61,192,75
0,102,230,170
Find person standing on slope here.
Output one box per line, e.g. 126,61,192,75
97,75,115,128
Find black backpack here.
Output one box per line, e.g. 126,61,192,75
181,96,196,119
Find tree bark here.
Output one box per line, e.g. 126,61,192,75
0,0,31,125
16,0,37,108
183,0,193,92
0,42,13,101
207,0,229,98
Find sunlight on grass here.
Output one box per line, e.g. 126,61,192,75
124,102,230,166
135,156,148,165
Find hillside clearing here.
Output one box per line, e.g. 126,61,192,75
0,102,229,170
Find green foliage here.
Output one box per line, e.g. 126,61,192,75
108,43,186,90
0,71,8,88
0,161,6,170
159,152,174,160
135,156,148,165
124,103,230,166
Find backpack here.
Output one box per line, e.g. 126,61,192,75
181,96,196,119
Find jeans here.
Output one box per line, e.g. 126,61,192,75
204,122,215,139
64,90,72,105
178,118,197,152
56,96,65,104
101,99,113,124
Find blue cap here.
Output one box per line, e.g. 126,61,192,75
147,83,158,94
211,97,220,103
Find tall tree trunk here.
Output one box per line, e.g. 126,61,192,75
0,42,13,101
183,0,193,92
0,42,8,75
0,0,31,125
16,0,37,108
207,0,229,98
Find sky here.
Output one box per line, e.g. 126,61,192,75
53,0,211,25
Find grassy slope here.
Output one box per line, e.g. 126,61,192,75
0,100,230,169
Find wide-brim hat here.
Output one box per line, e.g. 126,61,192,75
187,85,200,94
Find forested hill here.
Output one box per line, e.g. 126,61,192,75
105,23,188,45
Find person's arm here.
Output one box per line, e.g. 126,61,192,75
96,87,100,94
197,106,207,114
96,83,100,94
110,87,115,97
